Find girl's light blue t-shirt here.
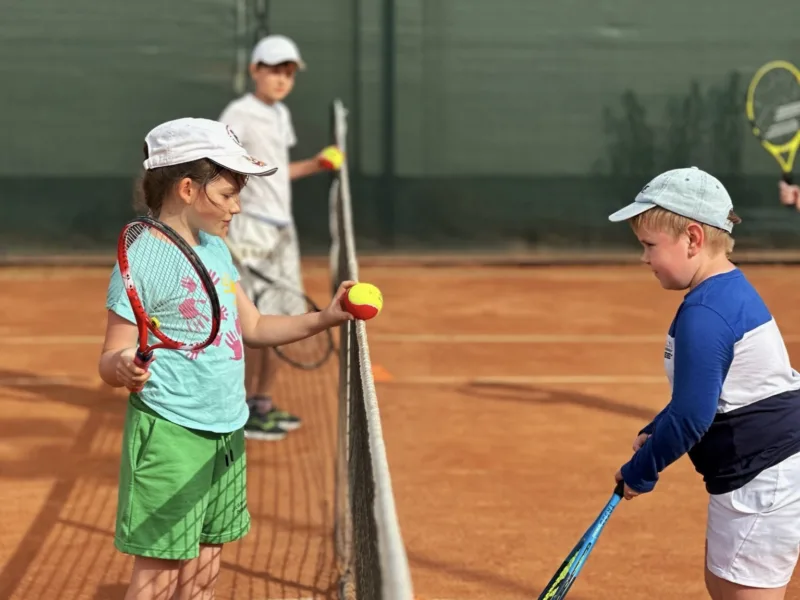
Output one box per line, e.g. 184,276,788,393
106,231,248,433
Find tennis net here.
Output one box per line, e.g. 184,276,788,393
329,99,414,600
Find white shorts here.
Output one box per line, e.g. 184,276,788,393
227,215,306,316
706,450,800,588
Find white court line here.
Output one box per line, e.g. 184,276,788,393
371,333,667,343
0,376,76,385
370,333,800,343
0,375,102,387
0,335,104,345
3,333,800,345
378,375,667,385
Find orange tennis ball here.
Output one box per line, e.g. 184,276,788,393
319,145,344,171
342,283,383,320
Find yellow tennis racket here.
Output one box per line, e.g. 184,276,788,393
746,60,800,186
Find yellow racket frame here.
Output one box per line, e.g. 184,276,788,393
746,60,800,181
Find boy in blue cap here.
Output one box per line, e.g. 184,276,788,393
610,167,800,599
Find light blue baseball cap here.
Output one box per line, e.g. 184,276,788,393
608,167,738,233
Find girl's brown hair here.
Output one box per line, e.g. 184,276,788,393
135,144,247,216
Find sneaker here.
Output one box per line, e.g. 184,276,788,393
244,410,287,441
267,407,302,432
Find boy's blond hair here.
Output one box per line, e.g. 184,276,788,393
630,207,741,256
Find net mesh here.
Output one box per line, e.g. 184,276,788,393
330,100,415,600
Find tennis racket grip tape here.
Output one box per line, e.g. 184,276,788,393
134,350,154,370
129,350,154,392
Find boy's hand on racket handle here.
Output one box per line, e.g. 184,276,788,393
117,347,152,392
614,470,640,501
779,181,800,209
321,281,357,327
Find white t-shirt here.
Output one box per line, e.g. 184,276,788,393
219,93,297,226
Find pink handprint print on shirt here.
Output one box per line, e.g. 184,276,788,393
220,305,229,322
212,329,223,347
179,298,210,332
186,347,205,361
208,269,221,286
181,276,198,294
226,331,243,361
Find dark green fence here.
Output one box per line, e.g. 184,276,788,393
3,0,799,257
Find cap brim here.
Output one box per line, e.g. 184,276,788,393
252,57,307,71
608,201,656,223
211,155,278,177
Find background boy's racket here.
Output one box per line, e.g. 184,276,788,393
118,217,221,391
224,238,335,370
746,60,800,194
537,482,624,600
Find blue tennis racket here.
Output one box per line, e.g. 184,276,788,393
537,481,624,600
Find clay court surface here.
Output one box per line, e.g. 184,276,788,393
3,262,800,600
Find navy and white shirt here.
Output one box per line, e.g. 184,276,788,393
621,268,800,495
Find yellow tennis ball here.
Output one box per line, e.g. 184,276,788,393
319,145,344,171
342,283,383,320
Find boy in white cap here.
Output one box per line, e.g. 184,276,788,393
219,35,340,441
608,167,800,599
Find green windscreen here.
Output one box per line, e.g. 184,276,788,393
3,0,799,257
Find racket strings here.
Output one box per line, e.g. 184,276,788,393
264,241,334,369
124,223,216,349
753,69,800,144
253,280,333,369
275,297,333,368
228,231,334,370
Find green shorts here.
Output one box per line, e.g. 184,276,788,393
115,395,250,560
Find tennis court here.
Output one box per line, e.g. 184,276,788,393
2,261,800,599
4,2,800,596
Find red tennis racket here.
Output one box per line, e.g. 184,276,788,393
117,217,221,391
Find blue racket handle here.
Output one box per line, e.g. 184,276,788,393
570,484,624,575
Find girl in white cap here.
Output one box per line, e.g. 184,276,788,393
98,117,353,600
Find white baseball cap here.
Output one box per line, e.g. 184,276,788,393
250,35,306,70
143,118,277,176
608,167,738,233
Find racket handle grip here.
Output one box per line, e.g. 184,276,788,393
134,350,154,369
613,480,625,497
130,350,154,393
783,172,794,185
